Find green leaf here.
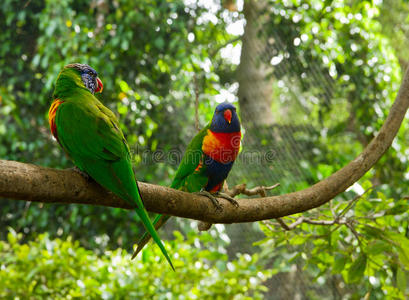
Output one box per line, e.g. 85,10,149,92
367,240,390,256
386,232,409,270
347,253,367,283
290,234,310,245
398,247,409,270
333,253,348,273
397,268,406,293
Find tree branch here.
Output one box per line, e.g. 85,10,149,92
1,67,409,224
266,216,349,231
225,183,280,197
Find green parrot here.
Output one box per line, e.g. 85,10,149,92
132,102,241,258
48,63,173,270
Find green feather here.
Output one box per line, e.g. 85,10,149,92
53,66,174,270
132,124,211,258
170,123,210,190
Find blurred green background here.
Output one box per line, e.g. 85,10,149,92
1,0,409,298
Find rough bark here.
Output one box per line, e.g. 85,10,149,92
0,66,408,224
237,0,274,127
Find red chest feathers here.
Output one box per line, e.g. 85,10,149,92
202,130,241,163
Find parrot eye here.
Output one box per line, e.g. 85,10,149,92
85,69,96,77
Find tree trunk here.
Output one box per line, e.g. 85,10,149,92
237,0,274,127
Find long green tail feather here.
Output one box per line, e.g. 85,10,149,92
132,214,171,259
133,207,174,271
132,213,163,258
129,182,174,271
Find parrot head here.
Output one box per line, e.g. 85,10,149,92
62,63,103,94
210,102,240,133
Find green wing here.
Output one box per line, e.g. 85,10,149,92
56,100,135,200
170,123,210,191
55,98,174,269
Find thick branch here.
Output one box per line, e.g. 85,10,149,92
1,67,409,224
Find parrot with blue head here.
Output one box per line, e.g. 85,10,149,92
133,102,241,258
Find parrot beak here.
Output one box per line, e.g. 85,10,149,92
224,109,232,124
95,77,103,93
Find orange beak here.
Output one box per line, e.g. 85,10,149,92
224,109,232,124
95,77,103,93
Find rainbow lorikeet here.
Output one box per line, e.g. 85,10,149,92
132,102,241,258
48,63,174,270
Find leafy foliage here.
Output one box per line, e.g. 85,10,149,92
2,0,409,298
0,229,271,299
258,181,409,298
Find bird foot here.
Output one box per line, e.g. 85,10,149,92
215,192,239,207
195,191,222,211
70,167,91,181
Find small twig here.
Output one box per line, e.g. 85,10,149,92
271,186,371,231
276,218,290,230
23,0,32,8
272,214,368,264
223,182,283,231
270,218,384,270
287,217,306,229
261,220,276,232
337,185,378,218
356,211,385,220
276,216,349,231
345,221,364,250
225,183,280,198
